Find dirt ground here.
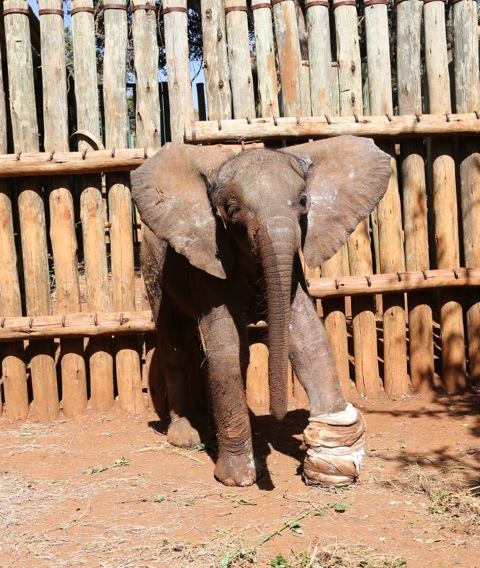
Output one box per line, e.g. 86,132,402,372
1,395,479,568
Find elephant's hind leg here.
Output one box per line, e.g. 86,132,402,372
157,295,201,449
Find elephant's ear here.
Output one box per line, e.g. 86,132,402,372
282,136,391,268
131,143,238,279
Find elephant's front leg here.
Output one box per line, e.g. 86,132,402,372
289,286,366,486
199,305,256,487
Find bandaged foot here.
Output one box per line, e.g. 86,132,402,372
302,403,366,487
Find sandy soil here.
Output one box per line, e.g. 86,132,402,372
0,395,479,567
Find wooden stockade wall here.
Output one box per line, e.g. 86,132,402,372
0,0,479,421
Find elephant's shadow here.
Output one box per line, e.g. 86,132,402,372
148,408,309,491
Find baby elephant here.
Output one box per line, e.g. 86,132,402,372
131,136,390,487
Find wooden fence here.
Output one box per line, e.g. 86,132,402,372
0,0,479,421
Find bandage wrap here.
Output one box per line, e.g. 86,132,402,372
303,403,365,486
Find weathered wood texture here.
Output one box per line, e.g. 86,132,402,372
272,0,302,116
39,0,87,418
72,0,114,411
252,0,279,118
0,25,28,420
365,0,408,398
397,0,434,392
306,3,331,116
4,0,58,421
333,0,380,398
163,0,194,141
453,0,480,385
424,0,467,393
201,0,232,120
224,0,256,119
186,112,480,142
103,0,144,413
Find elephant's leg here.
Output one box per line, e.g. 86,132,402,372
199,305,255,487
289,286,365,486
157,297,201,449
289,285,346,416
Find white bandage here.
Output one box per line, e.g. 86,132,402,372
303,403,366,486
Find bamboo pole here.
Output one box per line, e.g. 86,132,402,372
201,0,232,120
453,0,480,386
224,0,255,119
272,0,302,116
0,26,28,420
103,0,144,413
365,0,409,398
306,0,331,116
333,0,380,398
4,0,59,421
252,0,279,118
424,0,467,393
185,112,480,142
72,0,114,411
39,0,87,418
397,0,435,392
163,0,194,141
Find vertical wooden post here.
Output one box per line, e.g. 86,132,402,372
252,0,279,118
306,0,331,116
72,0,114,410
364,0,409,398
246,342,270,412
0,30,28,420
397,0,434,392
39,0,87,418
132,0,165,410
104,0,144,413
333,0,381,397
163,0,193,141
453,0,480,385
4,0,59,421
132,0,162,149
224,0,256,119
272,0,302,116
201,0,232,120
306,2,352,397
424,0,467,393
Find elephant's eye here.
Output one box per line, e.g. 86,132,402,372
299,194,308,209
227,203,240,218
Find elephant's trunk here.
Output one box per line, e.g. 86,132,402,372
257,217,297,421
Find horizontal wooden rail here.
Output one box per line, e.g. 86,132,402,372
0,143,264,178
0,269,478,341
308,268,480,299
186,112,480,143
0,310,155,342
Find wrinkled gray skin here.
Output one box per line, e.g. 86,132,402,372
131,136,391,487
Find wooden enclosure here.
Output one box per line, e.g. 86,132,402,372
0,0,479,421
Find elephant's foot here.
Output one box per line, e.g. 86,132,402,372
302,403,366,487
167,416,201,448
215,450,256,487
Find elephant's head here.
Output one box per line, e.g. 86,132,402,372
131,136,391,420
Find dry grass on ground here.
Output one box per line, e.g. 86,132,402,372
0,396,479,567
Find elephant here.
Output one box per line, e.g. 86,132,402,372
131,136,391,487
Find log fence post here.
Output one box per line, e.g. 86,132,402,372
39,0,88,417
424,0,467,393
4,0,59,421
72,0,115,410
104,0,144,413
